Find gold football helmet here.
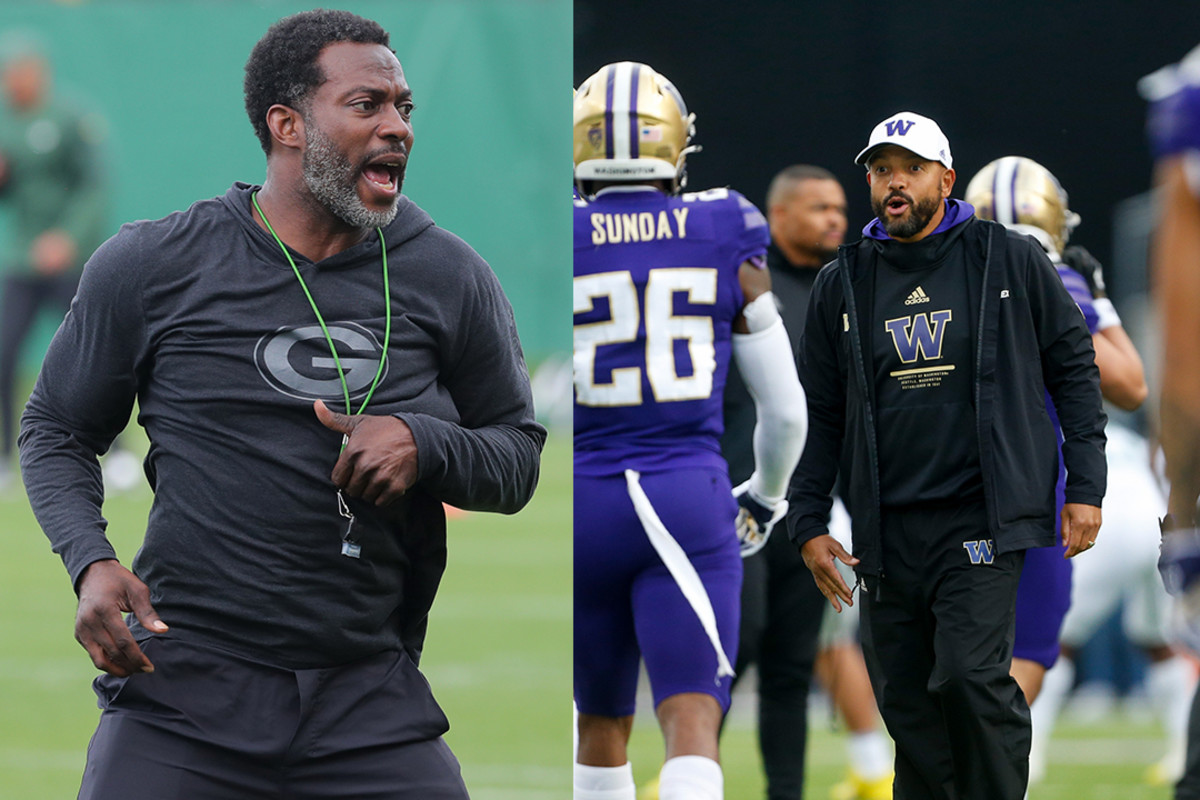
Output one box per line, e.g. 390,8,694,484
965,156,1081,256
573,61,698,194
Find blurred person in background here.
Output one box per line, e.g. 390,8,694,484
0,30,108,490
1029,424,1192,786
719,164,850,800
811,497,893,800
966,155,1148,708
1142,40,1200,800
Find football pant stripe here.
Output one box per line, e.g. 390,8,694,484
624,469,735,679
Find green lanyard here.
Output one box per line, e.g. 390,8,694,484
251,191,392,421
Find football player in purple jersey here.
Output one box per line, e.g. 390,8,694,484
572,62,807,800
966,157,1169,784
1142,41,1200,800
966,156,1148,705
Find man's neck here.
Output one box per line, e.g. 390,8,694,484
253,179,373,263
773,239,824,269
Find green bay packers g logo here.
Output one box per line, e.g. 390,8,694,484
254,322,388,401
884,310,952,364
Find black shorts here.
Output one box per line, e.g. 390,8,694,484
79,637,469,800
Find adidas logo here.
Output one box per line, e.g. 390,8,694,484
904,286,931,305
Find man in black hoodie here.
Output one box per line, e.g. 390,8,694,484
788,111,1106,800
19,10,544,799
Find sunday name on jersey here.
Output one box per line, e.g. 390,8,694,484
588,206,691,245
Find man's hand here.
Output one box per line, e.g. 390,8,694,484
1062,502,1102,558
800,534,860,612
314,400,418,506
732,480,786,557
75,559,168,677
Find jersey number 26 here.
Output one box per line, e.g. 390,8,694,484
574,267,718,407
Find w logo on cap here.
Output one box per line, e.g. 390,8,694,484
856,111,952,169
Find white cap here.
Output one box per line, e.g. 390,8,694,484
855,111,953,169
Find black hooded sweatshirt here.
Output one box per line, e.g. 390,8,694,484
20,182,545,669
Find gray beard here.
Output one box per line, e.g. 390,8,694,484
303,125,401,230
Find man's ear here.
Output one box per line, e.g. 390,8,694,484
265,104,304,152
941,167,956,198
768,201,786,230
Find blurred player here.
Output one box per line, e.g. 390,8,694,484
812,499,894,800
573,62,807,800
0,31,108,488
966,156,1148,705
719,164,847,800
1142,41,1200,800
1029,424,1193,785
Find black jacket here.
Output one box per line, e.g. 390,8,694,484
786,217,1106,576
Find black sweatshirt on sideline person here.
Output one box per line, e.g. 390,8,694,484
20,182,545,669
870,219,983,506
787,207,1106,576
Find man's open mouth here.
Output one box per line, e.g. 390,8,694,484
362,157,405,193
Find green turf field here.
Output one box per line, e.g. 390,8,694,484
625,688,1178,799
0,430,1185,799
0,432,571,799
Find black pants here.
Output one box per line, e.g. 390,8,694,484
729,526,826,799
859,503,1029,800
1,271,78,457
79,637,470,800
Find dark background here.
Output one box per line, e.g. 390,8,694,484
575,0,1200,281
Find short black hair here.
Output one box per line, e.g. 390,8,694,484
766,164,839,210
243,8,391,155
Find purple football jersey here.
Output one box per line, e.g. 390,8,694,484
573,186,769,476
1015,260,1099,668
1055,263,1100,335
1044,260,1100,526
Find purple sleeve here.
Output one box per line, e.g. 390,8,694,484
731,191,770,266
1056,265,1100,334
